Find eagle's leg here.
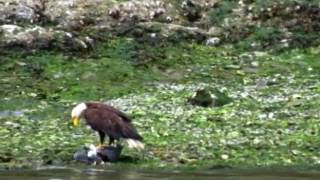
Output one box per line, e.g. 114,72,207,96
109,137,115,147
97,131,107,148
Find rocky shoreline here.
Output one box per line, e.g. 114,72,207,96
2,0,318,52
0,0,221,51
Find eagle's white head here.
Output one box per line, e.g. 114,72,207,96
71,103,87,126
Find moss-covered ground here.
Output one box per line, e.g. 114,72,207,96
1,37,320,170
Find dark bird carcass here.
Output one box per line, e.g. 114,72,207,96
71,102,144,150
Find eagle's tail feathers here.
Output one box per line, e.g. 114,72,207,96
126,139,145,150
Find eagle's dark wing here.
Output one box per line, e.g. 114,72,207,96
86,102,132,122
84,103,143,141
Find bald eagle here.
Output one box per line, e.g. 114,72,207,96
71,102,144,150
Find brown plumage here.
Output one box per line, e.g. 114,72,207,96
71,102,144,150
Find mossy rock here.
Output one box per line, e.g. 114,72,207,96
188,88,232,107
188,88,213,107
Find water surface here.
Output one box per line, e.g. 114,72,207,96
1,167,320,180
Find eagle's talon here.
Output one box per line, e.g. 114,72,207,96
96,144,108,149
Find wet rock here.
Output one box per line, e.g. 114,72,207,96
73,144,123,164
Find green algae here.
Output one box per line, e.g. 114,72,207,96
1,38,320,170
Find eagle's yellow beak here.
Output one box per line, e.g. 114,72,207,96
72,116,80,127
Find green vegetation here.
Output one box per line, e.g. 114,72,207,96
1,37,320,169
1,0,320,171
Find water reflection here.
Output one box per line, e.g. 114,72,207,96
1,167,320,180
0,110,24,117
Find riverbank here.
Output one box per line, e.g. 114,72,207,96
1,0,320,170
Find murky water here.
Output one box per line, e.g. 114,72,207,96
1,167,320,180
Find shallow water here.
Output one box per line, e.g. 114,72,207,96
1,167,320,180
0,110,24,117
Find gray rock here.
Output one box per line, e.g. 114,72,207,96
0,1,36,23
0,0,223,50
136,22,211,41
207,26,223,36
0,24,92,50
206,37,221,46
